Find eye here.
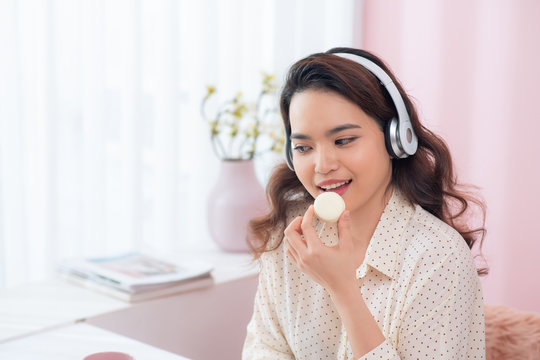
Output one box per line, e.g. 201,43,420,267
335,137,357,146
293,145,311,153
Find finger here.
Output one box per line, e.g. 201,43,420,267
284,216,303,237
285,237,300,264
300,205,321,249
337,210,353,250
284,216,307,253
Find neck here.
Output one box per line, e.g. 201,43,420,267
349,186,393,249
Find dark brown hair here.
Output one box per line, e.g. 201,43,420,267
248,47,487,275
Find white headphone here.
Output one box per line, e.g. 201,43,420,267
285,52,418,171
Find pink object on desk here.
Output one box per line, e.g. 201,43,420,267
207,160,267,252
83,352,133,360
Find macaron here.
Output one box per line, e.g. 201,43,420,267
313,192,345,223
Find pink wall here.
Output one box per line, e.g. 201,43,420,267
360,0,540,312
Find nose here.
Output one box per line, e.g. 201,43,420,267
314,147,338,174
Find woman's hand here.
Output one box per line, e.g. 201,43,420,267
284,205,364,296
285,205,386,357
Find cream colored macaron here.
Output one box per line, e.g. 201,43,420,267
313,192,345,223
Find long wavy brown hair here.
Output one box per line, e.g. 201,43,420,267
248,47,487,275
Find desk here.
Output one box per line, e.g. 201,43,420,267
0,249,259,359
0,278,129,342
0,323,189,359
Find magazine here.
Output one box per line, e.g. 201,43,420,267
58,252,214,302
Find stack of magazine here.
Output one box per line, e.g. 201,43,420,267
58,252,214,303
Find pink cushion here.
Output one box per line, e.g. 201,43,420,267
485,305,540,360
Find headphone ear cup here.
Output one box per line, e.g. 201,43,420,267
384,118,400,158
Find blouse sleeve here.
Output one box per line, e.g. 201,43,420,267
358,249,484,359
242,253,294,360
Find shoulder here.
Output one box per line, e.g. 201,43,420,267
407,205,471,256
389,205,483,316
398,205,478,279
396,205,483,318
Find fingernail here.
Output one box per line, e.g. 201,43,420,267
343,211,350,220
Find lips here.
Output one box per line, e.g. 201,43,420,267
317,179,352,195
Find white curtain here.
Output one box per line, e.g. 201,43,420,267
0,0,357,288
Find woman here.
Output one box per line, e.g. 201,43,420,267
243,47,486,359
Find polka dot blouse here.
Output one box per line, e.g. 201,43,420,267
242,189,485,359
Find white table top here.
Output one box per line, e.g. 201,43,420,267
0,322,190,359
0,278,129,343
0,249,257,343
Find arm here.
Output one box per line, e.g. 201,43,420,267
329,283,397,359
242,254,294,360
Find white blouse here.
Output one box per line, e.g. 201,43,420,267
242,189,485,359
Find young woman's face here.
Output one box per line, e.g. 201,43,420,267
289,89,393,218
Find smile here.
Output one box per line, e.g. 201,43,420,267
319,179,352,191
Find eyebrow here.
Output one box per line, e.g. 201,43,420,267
290,123,361,140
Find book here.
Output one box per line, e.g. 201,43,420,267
58,252,214,303
60,272,214,303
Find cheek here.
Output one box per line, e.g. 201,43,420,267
293,158,316,192
348,140,392,180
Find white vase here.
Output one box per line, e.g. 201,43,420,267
207,160,267,252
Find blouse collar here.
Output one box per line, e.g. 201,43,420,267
357,189,415,281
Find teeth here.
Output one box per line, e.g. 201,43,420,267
321,180,349,190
